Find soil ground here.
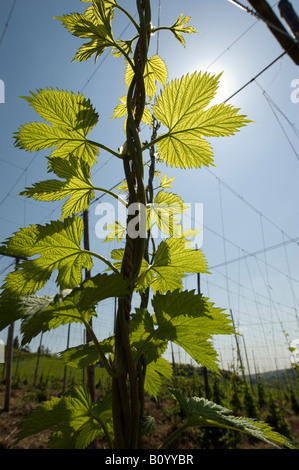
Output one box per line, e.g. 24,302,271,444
1,384,299,450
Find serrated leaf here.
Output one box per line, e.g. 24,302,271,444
110,248,125,271
1,216,92,297
144,357,173,400
105,237,208,294
130,307,168,365
147,190,187,237
150,238,209,293
111,95,127,120
116,178,128,194
111,38,134,58
20,156,96,219
159,174,175,189
14,89,99,165
125,54,168,101
15,385,113,449
169,14,198,47
140,415,156,436
111,95,152,131
0,293,25,331
104,220,126,243
59,337,114,369
151,290,234,372
20,273,128,344
152,71,251,168
170,389,297,449
131,291,233,374
56,1,115,63
151,289,213,323
20,293,59,317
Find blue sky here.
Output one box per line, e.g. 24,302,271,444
0,0,298,373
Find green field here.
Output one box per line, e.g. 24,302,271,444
2,349,111,393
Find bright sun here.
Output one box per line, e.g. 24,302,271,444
206,63,237,104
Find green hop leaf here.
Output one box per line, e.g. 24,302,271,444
14,88,99,165
153,71,251,168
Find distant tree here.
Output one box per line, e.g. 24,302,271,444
265,391,291,438
229,372,242,414
257,374,267,409
40,345,51,355
288,384,299,415
21,344,30,353
242,381,257,418
13,336,19,349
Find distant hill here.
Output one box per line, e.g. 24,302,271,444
247,367,298,388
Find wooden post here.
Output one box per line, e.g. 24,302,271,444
171,342,176,367
83,209,96,401
62,324,71,394
279,0,299,40
33,332,43,387
230,309,245,375
247,0,299,64
3,257,20,411
242,335,254,393
197,270,211,399
4,322,14,411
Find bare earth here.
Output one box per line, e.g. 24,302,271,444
0,384,299,450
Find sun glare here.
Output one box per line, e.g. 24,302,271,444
207,64,237,104
186,60,237,105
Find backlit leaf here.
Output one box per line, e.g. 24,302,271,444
19,273,128,344
59,336,114,369
169,14,198,47
104,220,126,243
170,389,297,449
111,95,152,130
150,237,209,293
131,290,233,374
153,71,250,168
158,174,175,190
151,289,233,372
56,0,116,63
144,357,173,400
147,190,187,237
15,385,113,449
14,89,99,165
125,54,168,101
1,216,92,297
20,156,95,219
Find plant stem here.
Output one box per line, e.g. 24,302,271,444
113,3,139,31
111,43,136,72
158,422,190,449
134,330,156,365
111,0,152,450
82,317,116,378
141,133,166,152
93,414,114,449
93,186,128,207
87,139,123,159
82,250,119,274
151,26,172,34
